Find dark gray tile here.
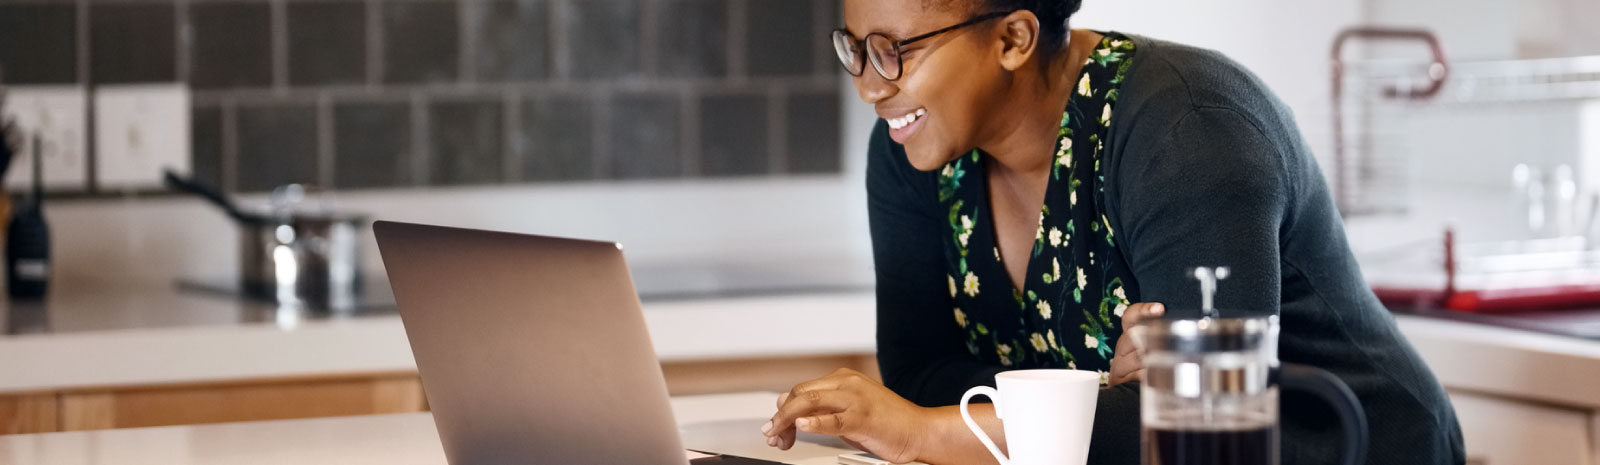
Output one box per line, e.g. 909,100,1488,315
606,92,678,179
745,0,811,77
429,99,503,185
818,0,841,74
383,2,459,84
785,90,840,173
563,0,640,79
654,0,725,77
189,3,273,89
191,105,224,189
519,94,594,181
698,93,766,176
288,2,366,86
235,104,319,192
333,101,412,189
0,5,77,84
471,0,549,82
90,4,177,84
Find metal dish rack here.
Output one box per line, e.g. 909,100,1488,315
1334,27,1600,312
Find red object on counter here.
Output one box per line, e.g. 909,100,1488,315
1371,228,1600,313
1443,286,1600,313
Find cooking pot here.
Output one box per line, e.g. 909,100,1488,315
165,171,367,310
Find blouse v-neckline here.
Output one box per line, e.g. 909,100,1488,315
975,41,1107,306
939,32,1139,375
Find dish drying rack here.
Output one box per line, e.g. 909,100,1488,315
1334,27,1600,312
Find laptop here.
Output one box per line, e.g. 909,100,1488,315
374,221,781,465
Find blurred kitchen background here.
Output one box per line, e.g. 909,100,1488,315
2,0,1599,464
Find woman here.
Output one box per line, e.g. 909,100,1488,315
761,1,1465,464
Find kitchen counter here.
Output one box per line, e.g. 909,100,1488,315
7,278,1600,463
0,391,865,465
7,279,1600,403
0,280,876,393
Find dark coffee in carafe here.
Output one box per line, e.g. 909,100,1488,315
1144,426,1275,465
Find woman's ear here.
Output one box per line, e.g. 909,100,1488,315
996,10,1041,72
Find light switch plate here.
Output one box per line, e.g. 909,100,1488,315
94,84,191,190
1,86,90,192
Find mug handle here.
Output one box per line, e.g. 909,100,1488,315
959,386,1011,465
1275,363,1370,465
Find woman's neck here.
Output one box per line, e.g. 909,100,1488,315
981,29,1102,181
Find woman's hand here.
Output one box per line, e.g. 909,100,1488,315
763,368,928,464
1108,302,1164,386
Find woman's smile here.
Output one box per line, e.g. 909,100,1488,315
884,107,928,144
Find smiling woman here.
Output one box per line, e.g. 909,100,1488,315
762,1,1468,465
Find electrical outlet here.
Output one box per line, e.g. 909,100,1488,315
95,84,191,190
1,86,90,192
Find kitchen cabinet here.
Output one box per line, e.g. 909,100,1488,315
1449,390,1595,465
0,393,56,435
2,373,426,434
1397,315,1600,465
55,373,427,432
0,354,877,435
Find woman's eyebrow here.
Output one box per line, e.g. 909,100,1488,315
838,25,912,41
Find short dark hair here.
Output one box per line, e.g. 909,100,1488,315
942,0,1082,62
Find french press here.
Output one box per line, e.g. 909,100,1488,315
1131,267,1369,465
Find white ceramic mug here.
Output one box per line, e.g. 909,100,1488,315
959,369,1101,465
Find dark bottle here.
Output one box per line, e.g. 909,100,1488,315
7,133,49,299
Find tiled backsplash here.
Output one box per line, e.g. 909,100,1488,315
0,0,844,192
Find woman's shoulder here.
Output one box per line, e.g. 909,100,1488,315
1113,33,1298,137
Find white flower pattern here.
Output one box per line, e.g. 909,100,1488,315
936,34,1135,375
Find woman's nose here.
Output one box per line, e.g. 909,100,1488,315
854,72,897,105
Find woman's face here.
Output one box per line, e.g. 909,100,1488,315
842,0,1009,172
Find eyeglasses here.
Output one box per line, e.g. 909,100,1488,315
831,11,1013,81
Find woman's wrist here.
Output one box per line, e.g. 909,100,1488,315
905,405,938,461
911,404,1004,465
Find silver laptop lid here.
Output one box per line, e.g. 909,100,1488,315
375,221,688,465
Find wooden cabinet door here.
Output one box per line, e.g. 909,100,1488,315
1450,390,1595,465
56,374,425,432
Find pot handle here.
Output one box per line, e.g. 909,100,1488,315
1274,363,1369,465
163,170,266,225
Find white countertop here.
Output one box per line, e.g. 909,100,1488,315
0,391,865,465
0,282,875,393
7,280,1600,412
1395,314,1600,408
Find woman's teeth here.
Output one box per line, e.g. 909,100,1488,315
888,108,927,130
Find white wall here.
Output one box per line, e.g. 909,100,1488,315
53,177,874,286
1073,0,1366,172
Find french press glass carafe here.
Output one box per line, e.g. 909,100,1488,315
1132,267,1369,465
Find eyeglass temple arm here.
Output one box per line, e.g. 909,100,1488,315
896,11,1015,47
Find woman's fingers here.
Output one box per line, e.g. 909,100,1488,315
1121,302,1164,329
1109,303,1160,387
766,388,852,439
1120,302,1164,354
796,412,862,436
1111,368,1146,385
1109,343,1144,385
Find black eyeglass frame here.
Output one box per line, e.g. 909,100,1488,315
831,10,1015,81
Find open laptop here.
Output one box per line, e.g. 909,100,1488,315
374,221,780,465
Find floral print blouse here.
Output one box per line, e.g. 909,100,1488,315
940,33,1138,385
